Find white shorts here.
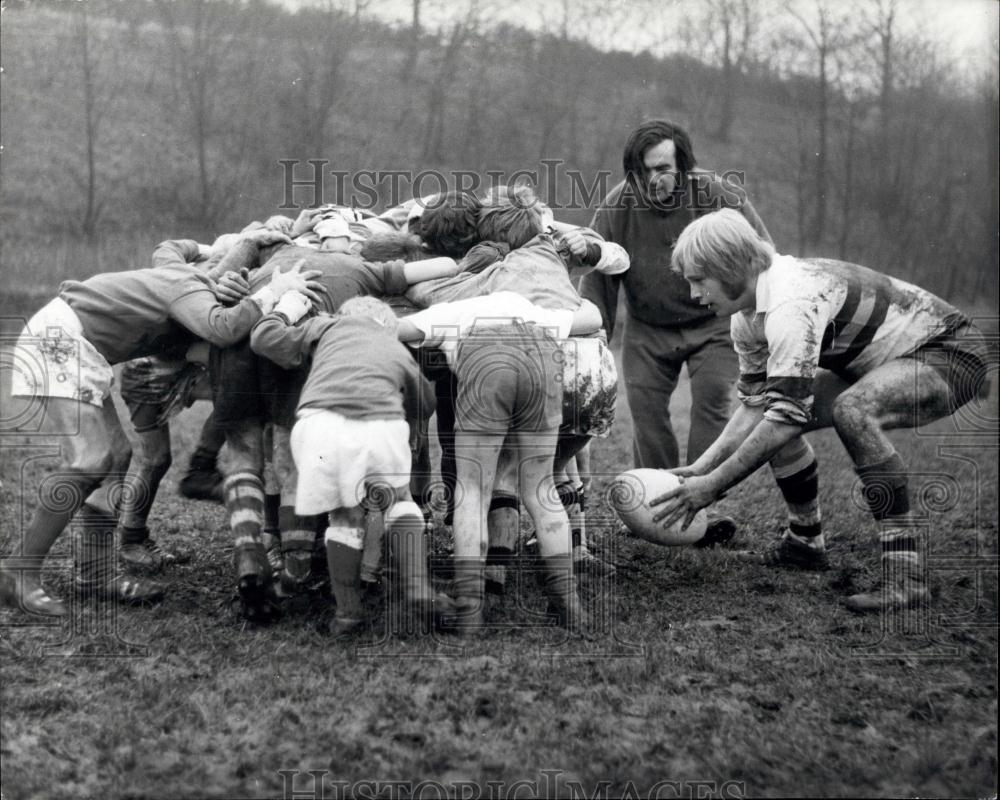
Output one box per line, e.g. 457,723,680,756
9,297,114,408
290,409,411,515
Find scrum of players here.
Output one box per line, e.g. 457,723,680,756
1,155,991,638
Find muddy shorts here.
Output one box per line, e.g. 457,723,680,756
10,297,113,407
906,320,993,411
119,355,208,432
558,332,618,438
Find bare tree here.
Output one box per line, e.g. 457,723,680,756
67,1,119,239
783,1,856,247
155,0,260,230
284,1,358,159
704,0,761,142
421,5,483,165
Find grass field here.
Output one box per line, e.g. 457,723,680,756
1,289,998,799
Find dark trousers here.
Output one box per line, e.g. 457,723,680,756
621,314,738,469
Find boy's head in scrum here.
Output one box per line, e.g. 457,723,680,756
477,184,546,250
413,190,482,258
358,231,425,263
338,295,399,334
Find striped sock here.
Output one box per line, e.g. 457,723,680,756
771,438,823,547
223,472,265,557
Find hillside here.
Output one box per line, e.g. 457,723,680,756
1,0,997,302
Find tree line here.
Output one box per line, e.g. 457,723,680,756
1,0,996,302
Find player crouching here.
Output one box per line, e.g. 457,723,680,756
651,209,992,613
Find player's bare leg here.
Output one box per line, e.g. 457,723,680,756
518,431,589,635
1,398,163,615
555,433,617,576
484,443,519,596
451,433,505,630
116,425,189,571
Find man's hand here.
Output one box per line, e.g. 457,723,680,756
269,259,325,305
648,474,721,531
242,227,292,248
214,270,250,305
554,228,589,258
289,207,326,238
263,215,295,235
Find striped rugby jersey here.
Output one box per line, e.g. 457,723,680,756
732,255,969,425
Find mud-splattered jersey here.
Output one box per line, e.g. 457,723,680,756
732,255,969,425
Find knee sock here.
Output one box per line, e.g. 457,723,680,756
262,493,281,549
224,472,265,562
18,473,101,581
556,481,585,550
571,481,586,549
386,502,431,599
119,525,149,546
451,557,486,625
770,439,823,547
325,526,364,620
487,494,519,562
278,505,314,584
75,504,119,585
856,451,919,565
361,508,385,584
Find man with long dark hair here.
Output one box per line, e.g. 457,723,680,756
581,120,770,479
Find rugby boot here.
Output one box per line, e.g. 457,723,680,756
693,515,738,549
0,569,67,617
75,574,166,605
119,526,191,572
846,553,930,614
234,545,278,622
179,454,224,503
735,529,829,571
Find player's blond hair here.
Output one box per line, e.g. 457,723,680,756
338,296,399,333
671,209,774,295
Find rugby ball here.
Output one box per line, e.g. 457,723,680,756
609,469,708,546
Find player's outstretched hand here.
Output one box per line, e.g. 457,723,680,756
269,259,324,305
648,474,718,532
214,270,250,305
